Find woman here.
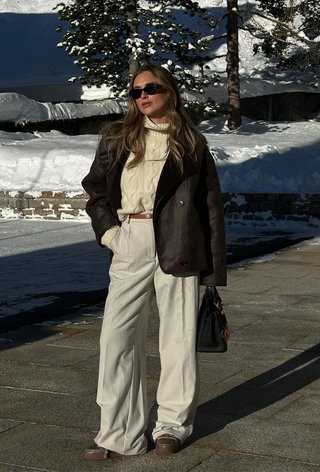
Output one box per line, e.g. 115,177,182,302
82,64,226,460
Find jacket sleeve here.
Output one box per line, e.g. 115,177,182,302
82,148,120,246
201,146,227,286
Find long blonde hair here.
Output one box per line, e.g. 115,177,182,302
100,64,205,172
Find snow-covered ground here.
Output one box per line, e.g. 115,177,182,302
1,116,319,195
1,0,319,103
200,117,320,194
0,219,319,320
0,130,98,194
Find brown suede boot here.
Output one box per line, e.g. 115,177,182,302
83,443,124,460
155,434,181,454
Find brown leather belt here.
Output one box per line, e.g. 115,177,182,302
129,213,153,219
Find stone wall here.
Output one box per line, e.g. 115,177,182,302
0,191,88,220
223,193,320,227
1,191,320,226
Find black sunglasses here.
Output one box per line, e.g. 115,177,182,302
129,83,164,100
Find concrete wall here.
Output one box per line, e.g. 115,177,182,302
1,191,320,226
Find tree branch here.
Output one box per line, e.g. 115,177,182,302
201,33,227,42
239,5,320,47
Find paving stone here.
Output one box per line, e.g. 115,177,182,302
0,361,97,395
278,249,320,264
0,464,48,472
146,354,161,376
191,450,320,472
0,326,81,348
0,387,99,430
222,271,252,283
270,275,320,296
146,333,159,355
220,312,265,331
47,329,100,350
69,353,100,371
230,318,320,347
198,360,246,384
243,263,315,279
197,384,302,422
228,304,320,323
286,294,320,307
273,394,320,425
214,355,320,395
0,419,21,433
202,341,320,366
1,232,320,471
191,417,320,465
223,276,278,294
147,315,160,334
220,291,301,307
0,343,98,367
0,422,217,472
286,335,320,352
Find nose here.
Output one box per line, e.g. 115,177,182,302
141,90,148,99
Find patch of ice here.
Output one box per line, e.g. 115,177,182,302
35,320,72,327
73,320,95,325
0,338,13,343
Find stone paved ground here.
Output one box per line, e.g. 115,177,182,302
0,240,320,472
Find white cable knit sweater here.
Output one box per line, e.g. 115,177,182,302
101,116,169,248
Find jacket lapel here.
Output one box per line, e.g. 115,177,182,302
154,152,201,214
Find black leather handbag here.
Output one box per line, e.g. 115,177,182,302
196,286,230,353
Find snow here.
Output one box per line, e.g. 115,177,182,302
0,93,127,124
0,0,62,13
200,117,320,193
1,116,320,194
0,130,98,193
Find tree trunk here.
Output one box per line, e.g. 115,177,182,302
126,0,140,74
226,0,241,130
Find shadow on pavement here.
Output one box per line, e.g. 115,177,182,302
191,343,320,443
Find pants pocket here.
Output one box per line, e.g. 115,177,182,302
110,227,121,253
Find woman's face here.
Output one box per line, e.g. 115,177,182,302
132,71,168,123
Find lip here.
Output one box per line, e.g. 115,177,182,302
141,102,152,108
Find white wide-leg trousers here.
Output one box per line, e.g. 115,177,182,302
94,218,200,455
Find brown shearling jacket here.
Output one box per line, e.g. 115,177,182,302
82,141,227,286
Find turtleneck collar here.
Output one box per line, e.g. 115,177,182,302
144,115,170,137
